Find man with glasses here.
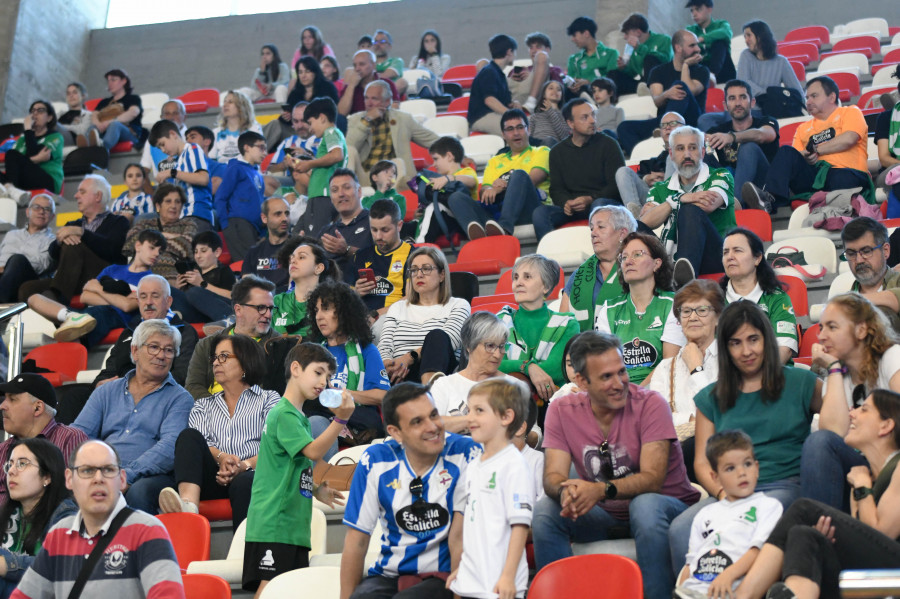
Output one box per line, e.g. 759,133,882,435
533,331,699,599
341,382,480,599
533,99,625,241
372,30,408,97
0,193,56,302
72,319,192,514
12,440,184,599
0,373,87,504
451,109,550,240
841,217,900,331
185,275,291,399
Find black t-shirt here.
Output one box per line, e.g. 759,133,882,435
648,62,710,117
875,109,892,143
96,93,143,135
58,109,84,126
242,238,288,292
202,263,236,291
708,115,781,165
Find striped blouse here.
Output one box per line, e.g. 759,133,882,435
188,385,281,460
378,297,471,361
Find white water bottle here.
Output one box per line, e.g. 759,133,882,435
319,380,344,408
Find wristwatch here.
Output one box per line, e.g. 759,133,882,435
690,366,704,375
853,486,873,501
604,481,618,500
409,350,420,366
200,280,208,289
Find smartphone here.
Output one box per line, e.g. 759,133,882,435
358,268,376,284
513,66,524,74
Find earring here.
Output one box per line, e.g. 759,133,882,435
43,482,48,487
242,372,246,379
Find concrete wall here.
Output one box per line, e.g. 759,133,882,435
0,0,108,122
717,2,900,39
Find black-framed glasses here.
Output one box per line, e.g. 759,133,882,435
210,352,236,365
409,476,425,503
502,124,527,133
70,464,120,479
142,343,176,358
28,204,53,214
238,303,274,314
30,107,48,115
409,265,436,277
842,244,884,261
3,458,37,474
678,305,713,318
661,120,684,129
598,441,614,480
617,250,648,264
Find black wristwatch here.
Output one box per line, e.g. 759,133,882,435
200,280,208,289
853,486,873,501
409,350,420,366
604,481,618,500
170,168,178,180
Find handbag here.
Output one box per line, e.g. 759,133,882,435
67,507,134,599
757,86,805,119
766,246,826,281
312,456,357,492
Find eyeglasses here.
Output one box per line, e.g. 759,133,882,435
502,124,527,133
70,464,120,479
373,39,390,45
661,120,684,129
29,204,53,214
409,476,425,504
3,458,37,474
30,107,47,115
617,250,649,264
238,303,274,314
143,343,176,358
253,143,268,150
678,305,713,318
210,352,237,365
842,244,884,261
481,342,505,354
409,265,436,277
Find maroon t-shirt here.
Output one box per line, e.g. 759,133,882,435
342,74,400,114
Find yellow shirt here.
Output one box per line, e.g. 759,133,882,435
793,106,868,172
482,145,551,202
454,166,479,201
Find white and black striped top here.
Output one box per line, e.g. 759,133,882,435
378,297,471,360
188,385,281,460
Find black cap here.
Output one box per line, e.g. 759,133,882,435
0,374,57,409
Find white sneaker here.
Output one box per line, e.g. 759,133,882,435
637,82,651,96
5,184,30,207
54,312,97,342
158,488,199,514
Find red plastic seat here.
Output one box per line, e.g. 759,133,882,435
821,35,880,60
827,72,860,103
789,60,806,83
23,343,88,387
472,300,517,314
735,209,773,242
449,236,520,276
217,232,232,265
784,26,830,49
872,61,900,76
698,272,724,282
777,274,809,317
410,142,433,170
84,98,103,111
260,152,276,172
230,260,243,273
779,122,803,146
706,87,725,113
198,499,232,521
400,190,418,222
777,41,819,66
155,512,211,572
110,141,133,153
559,220,589,229
191,322,206,339
441,64,478,90
494,268,565,299
798,323,820,358
178,88,220,114
857,86,897,110
471,293,517,308
445,96,470,118
100,328,124,345
528,554,643,599
182,573,231,599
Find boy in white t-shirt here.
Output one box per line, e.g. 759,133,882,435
674,430,783,599
512,395,545,501
448,378,534,599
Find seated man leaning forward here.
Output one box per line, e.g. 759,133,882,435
533,331,699,599
639,125,735,284
72,319,193,514
340,382,481,599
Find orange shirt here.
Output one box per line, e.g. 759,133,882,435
792,106,868,172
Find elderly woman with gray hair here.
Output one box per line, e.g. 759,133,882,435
497,254,580,404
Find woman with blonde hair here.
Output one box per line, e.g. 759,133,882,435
210,90,263,163
802,292,900,509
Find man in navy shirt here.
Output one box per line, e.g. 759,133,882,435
468,34,521,136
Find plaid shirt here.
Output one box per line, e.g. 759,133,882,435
362,116,395,171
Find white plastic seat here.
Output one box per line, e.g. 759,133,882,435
329,443,373,465
536,227,592,269
460,134,504,167
815,53,870,76
140,92,170,119
618,95,657,120
777,116,812,128
731,34,748,69
424,115,468,139
772,204,834,242
401,68,431,90
261,566,341,599
767,237,838,274
13,309,57,350
51,102,68,118
869,67,897,88
627,137,665,165
0,198,17,227
836,18,889,39
398,99,436,124
809,271,857,321
310,522,383,569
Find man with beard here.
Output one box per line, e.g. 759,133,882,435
639,125,735,286
841,217,900,331
242,197,292,292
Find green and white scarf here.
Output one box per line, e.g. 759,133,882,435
889,104,900,159
497,305,576,362
569,256,622,331
326,340,366,391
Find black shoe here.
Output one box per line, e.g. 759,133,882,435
741,182,775,213
765,582,797,599
673,258,695,290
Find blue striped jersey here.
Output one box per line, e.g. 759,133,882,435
169,143,213,223
272,134,320,165
111,191,154,216
343,434,481,577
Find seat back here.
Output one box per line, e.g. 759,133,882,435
871,67,898,88
767,237,838,273
399,99,437,122
156,512,211,572
178,88,221,113
310,507,327,557
410,142,434,170
831,35,881,57
182,573,231,599
0,197,17,226
441,64,477,90
536,226,593,269
789,60,806,83
454,236,521,272
424,115,469,139
735,209,773,242
778,41,819,64
260,566,341,599
528,554,643,599
840,17,889,38
24,343,88,381
777,275,809,317
628,137,665,164
779,121,803,146
826,71,861,102
445,95,470,117
798,323,820,357
827,271,856,300
618,95,657,120
857,86,897,110
401,68,431,88
226,518,247,560
785,25,830,48
816,53,870,76
450,271,479,304
460,135,504,166
706,87,725,112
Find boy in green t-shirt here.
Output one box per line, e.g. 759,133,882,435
362,159,406,215
293,97,347,199
242,343,355,598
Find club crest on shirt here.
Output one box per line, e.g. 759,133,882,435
391,260,404,273
623,337,658,369
437,469,453,489
104,544,129,574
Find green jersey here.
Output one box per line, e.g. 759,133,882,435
272,291,309,336
725,282,798,351
595,292,680,383
623,31,673,78
567,43,619,80
687,19,733,67
362,188,407,216
245,397,315,547
376,57,405,80
308,126,348,198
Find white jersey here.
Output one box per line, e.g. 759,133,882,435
683,492,783,594
520,444,545,501
451,444,534,599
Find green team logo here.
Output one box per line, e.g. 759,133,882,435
743,506,757,523
488,472,497,489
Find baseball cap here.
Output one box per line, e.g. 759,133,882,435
0,374,57,409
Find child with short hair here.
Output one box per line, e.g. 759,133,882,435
242,342,354,599
590,77,624,135
512,396,545,501
674,430,783,599
448,378,534,599
149,119,214,228
363,159,406,214
292,97,347,199
110,162,153,223
172,231,237,323
416,136,478,243
214,130,268,261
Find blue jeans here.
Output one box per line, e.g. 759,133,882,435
800,429,868,511
730,142,770,202
170,286,234,323
764,145,871,202
673,203,725,275
100,121,140,150
448,169,542,235
82,305,130,348
668,477,801,574
533,492,689,599
309,415,338,462
125,472,176,514
532,198,618,242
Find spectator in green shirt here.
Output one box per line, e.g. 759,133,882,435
373,29,408,97
685,0,735,82
607,13,673,96
565,16,619,97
